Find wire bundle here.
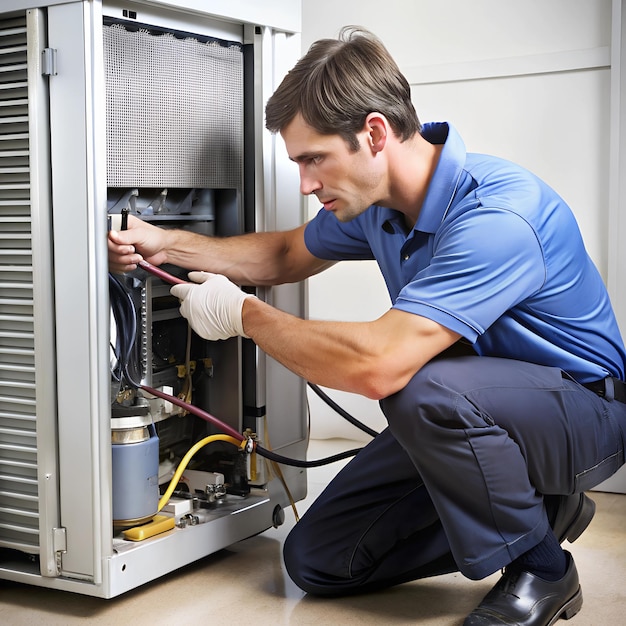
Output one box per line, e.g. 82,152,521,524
109,273,143,390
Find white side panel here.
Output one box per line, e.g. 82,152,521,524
47,0,110,580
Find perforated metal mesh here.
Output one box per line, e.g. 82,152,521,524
104,23,243,189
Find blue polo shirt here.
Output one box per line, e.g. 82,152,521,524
304,122,626,382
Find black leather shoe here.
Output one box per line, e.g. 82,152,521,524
548,493,595,544
463,552,582,626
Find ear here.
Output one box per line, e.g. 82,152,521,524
364,112,388,153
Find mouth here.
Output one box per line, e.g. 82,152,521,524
321,199,337,211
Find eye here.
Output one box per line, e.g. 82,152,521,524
294,154,323,167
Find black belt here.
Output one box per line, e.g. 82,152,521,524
582,377,626,403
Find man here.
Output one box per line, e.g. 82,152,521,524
108,27,626,626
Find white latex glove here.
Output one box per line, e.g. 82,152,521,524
170,271,255,341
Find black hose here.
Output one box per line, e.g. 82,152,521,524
307,382,379,438
255,444,361,468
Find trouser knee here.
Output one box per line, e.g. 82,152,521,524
283,521,359,597
282,517,332,596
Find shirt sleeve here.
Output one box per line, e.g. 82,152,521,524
304,208,376,261
393,207,546,342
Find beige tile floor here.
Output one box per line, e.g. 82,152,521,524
0,438,624,626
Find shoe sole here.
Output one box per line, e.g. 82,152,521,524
547,586,583,625
560,494,596,544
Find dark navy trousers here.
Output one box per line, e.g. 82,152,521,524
283,356,626,595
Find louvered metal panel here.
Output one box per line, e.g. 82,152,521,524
0,13,40,554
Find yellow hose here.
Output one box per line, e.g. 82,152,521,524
157,434,247,512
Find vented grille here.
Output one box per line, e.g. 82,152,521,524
0,13,40,553
104,22,244,189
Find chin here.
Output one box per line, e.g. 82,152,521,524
335,208,363,223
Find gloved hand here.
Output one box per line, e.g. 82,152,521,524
170,271,255,341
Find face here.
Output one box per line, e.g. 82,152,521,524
280,114,384,222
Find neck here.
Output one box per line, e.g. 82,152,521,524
385,135,443,229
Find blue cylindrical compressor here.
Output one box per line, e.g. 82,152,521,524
112,423,159,527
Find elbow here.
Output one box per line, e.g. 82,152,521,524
361,383,403,402
352,367,412,401
362,387,390,402
239,265,291,287
243,261,309,287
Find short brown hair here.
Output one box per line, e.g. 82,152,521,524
265,26,421,151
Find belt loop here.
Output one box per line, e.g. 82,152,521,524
604,376,615,402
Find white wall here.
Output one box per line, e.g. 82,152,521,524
299,0,617,443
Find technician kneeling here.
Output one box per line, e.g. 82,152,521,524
109,27,626,626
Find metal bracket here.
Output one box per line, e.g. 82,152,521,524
52,527,67,574
41,47,57,76
52,527,67,554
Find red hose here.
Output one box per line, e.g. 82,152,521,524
138,259,187,285
141,383,244,441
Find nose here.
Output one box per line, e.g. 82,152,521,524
299,167,322,196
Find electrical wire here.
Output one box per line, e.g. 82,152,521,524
109,273,143,388
176,324,193,410
262,415,300,521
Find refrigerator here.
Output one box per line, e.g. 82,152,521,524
0,0,308,597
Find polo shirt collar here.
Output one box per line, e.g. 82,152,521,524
416,122,466,233
381,122,467,235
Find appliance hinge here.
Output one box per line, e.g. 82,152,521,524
52,527,67,571
41,47,58,76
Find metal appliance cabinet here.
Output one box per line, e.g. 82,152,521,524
0,0,307,597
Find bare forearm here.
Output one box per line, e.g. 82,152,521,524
109,215,328,285
163,229,293,286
